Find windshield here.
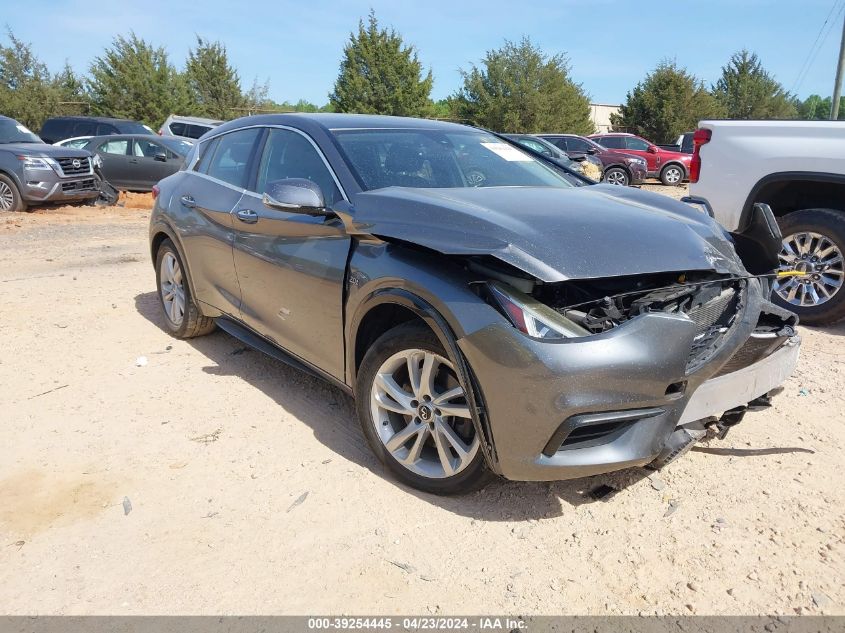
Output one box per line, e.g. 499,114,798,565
0,119,42,144
332,128,575,190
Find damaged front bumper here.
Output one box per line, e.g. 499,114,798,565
458,279,800,482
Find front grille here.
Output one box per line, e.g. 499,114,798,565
684,286,742,372
61,179,96,193
57,157,91,176
714,334,785,378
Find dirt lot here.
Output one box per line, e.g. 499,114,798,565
1,185,843,616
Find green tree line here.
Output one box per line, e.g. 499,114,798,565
0,16,837,139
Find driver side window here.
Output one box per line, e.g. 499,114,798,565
255,128,342,206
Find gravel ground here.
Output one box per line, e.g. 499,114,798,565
0,188,843,616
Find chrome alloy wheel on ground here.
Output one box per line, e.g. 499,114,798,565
605,169,628,186
0,181,14,211
159,251,186,326
370,349,480,479
662,165,683,185
775,231,844,307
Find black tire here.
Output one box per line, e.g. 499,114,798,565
154,239,215,338
659,163,685,186
773,209,845,325
604,167,629,186
0,174,27,212
355,321,492,495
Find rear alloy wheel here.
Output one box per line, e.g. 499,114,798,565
604,167,629,186
155,239,216,338
356,322,489,494
660,164,684,186
0,174,26,212
773,209,845,325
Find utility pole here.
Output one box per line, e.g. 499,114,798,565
831,10,845,119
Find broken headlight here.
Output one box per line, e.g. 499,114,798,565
487,282,589,339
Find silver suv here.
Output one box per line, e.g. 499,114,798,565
158,115,223,142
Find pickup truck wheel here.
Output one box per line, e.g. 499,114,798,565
773,209,845,325
604,167,629,186
0,175,26,212
659,164,684,186
356,322,491,495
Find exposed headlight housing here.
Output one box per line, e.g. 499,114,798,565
487,282,589,339
18,156,55,171
93,154,103,169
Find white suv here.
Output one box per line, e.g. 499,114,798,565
159,115,223,142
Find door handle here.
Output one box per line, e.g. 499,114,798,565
180,195,196,208
236,209,259,224
129,158,139,164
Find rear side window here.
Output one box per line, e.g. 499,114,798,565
596,136,624,149
194,138,219,174
96,123,119,136
100,139,129,155
168,122,187,136
185,124,212,139
205,129,261,187
625,137,650,151
72,121,96,137
565,137,590,152
545,137,567,151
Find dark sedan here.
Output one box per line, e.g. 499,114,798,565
79,135,192,191
149,113,798,495
502,134,603,181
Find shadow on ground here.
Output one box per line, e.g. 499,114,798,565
134,291,811,521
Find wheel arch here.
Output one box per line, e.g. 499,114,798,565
347,287,500,473
742,172,845,226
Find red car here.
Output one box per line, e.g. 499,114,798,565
588,133,692,186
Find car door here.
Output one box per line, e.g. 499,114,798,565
95,138,134,189
174,128,263,318
231,126,351,380
624,136,659,172
130,137,180,190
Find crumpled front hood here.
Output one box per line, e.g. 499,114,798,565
351,184,745,282
1,143,91,158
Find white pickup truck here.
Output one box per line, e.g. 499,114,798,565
689,120,845,325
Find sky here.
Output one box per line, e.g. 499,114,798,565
3,0,844,106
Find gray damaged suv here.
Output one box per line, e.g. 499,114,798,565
0,116,99,211
149,113,800,495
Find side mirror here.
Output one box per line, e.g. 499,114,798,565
262,178,327,215
647,146,659,154
154,152,167,162
586,148,598,155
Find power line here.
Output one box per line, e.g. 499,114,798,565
793,0,845,94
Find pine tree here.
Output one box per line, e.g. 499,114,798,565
453,37,593,134
330,11,433,116
185,37,245,120
713,50,796,119
88,33,192,128
611,60,724,142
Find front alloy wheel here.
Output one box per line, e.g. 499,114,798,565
371,349,479,478
356,322,489,494
604,167,629,186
